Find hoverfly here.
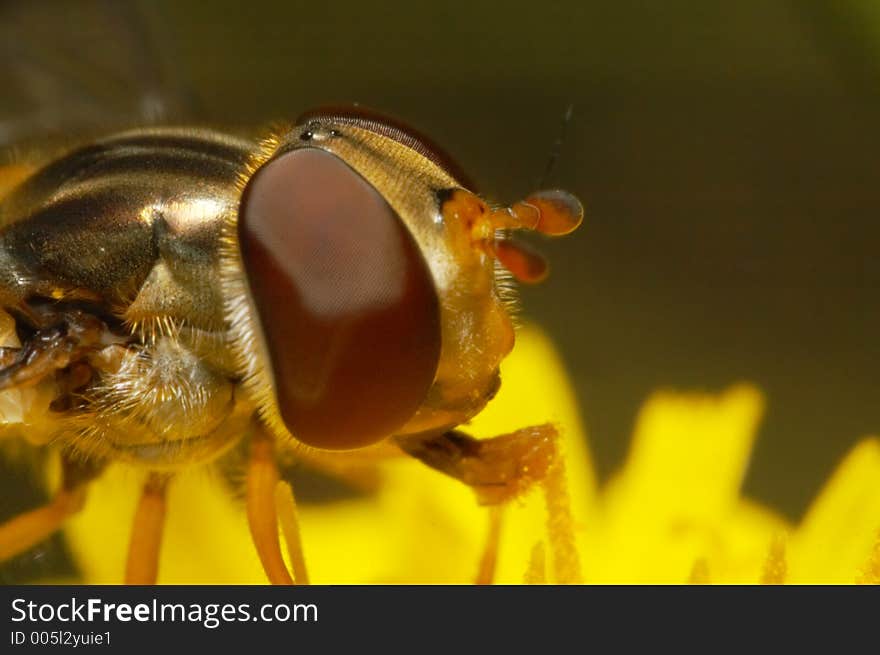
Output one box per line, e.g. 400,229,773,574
0,2,582,585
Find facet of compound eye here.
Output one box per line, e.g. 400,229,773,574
238,148,441,450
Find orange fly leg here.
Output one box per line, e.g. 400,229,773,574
275,481,309,585
125,472,171,585
0,453,104,563
246,425,294,585
396,425,558,585
396,423,582,583
395,424,558,506
475,504,504,585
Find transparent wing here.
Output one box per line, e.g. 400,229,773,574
0,0,198,147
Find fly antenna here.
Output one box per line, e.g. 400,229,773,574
537,103,574,189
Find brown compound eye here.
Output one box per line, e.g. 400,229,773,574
238,148,441,450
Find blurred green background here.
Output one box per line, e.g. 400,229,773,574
2,0,879,536
140,0,880,519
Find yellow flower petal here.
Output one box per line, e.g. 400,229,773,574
788,437,880,583
585,385,787,583
612,385,763,520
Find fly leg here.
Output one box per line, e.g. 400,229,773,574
0,307,110,391
396,424,582,583
125,473,171,584
247,424,295,585
0,453,105,562
275,480,309,585
475,504,504,585
395,424,559,506
246,424,313,584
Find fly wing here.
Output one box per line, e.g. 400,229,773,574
0,0,198,148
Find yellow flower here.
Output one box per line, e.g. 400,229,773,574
585,387,880,583
31,326,880,583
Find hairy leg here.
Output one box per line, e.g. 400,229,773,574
395,424,558,506
397,423,582,583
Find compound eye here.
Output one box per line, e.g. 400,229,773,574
238,148,441,449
